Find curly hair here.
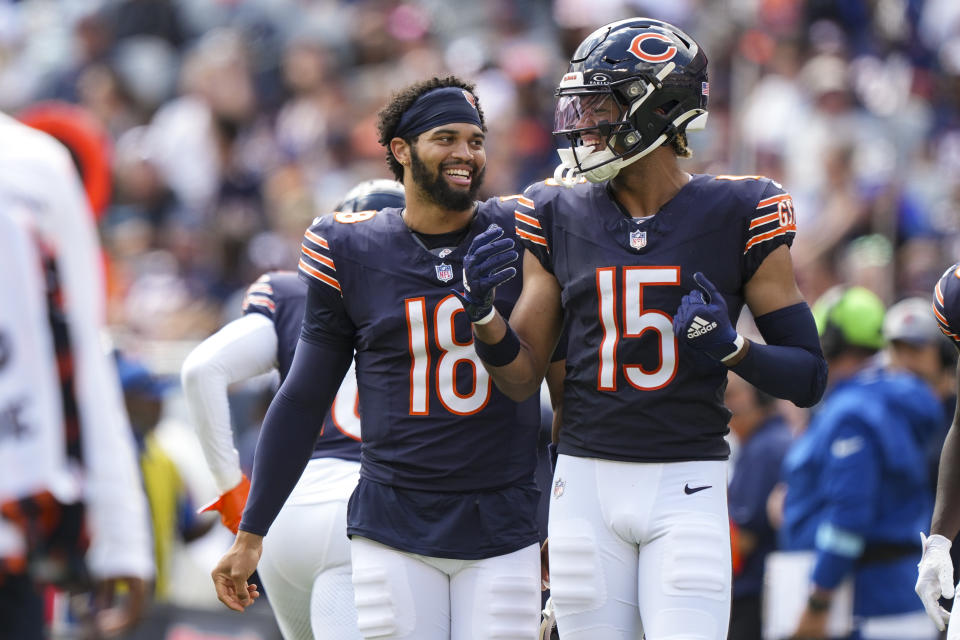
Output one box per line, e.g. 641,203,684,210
377,75,487,181
670,132,692,158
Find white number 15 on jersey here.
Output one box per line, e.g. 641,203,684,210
597,266,679,391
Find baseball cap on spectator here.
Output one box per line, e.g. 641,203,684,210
883,297,943,345
813,285,886,354
115,352,171,399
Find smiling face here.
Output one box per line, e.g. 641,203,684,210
402,122,486,211
555,92,625,149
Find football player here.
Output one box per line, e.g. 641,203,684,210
0,112,154,637
0,197,78,638
458,18,827,639
917,263,960,636
211,76,562,639
182,179,404,640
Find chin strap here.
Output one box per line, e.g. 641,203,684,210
554,143,627,186
554,146,594,187
553,132,667,186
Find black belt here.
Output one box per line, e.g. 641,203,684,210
857,542,919,566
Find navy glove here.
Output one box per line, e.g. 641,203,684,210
453,224,519,324
673,272,743,362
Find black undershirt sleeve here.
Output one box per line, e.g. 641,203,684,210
239,337,353,535
239,281,355,535
730,302,828,408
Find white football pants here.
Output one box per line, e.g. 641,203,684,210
350,536,541,639
258,458,362,640
946,599,960,640
548,455,731,640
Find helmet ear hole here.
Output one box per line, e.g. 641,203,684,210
658,100,679,115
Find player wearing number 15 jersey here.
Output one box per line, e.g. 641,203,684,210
212,77,552,640
514,173,799,462
462,18,827,640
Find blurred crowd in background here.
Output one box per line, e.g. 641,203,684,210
4,0,960,633
5,0,960,349
0,0,956,345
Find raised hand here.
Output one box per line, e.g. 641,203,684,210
453,224,519,324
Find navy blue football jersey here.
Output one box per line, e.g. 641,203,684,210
241,271,361,462
514,174,797,462
297,204,542,558
934,263,960,350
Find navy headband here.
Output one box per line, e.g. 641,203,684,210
394,87,482,139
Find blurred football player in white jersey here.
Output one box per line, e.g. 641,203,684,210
0,112,153,637
0,197,75,638
182,180,404,640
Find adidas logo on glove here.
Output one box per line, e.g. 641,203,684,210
687,315,717,339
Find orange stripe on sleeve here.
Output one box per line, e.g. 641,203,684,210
743,224,796,253
245,295,276,312
933,304,950,326
304,229,329,249
299,258,341,292
516,228,548,247
936,281,945,306
514,211,542,228
756,194,792,209
939,325,960,341
301,243,336,270
748,212,780,230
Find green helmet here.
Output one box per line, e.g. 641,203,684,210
812,285,886,355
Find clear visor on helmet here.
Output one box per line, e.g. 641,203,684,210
554,92,628,148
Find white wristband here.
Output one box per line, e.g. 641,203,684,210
720,333,746,364
473,307,497,325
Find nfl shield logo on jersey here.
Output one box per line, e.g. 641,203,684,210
629,229,647,250
553,478,565,498
435,263,454,283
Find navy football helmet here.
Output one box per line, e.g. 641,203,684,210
337,179,405,212
553,18,709,184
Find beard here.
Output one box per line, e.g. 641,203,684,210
410,147,485,211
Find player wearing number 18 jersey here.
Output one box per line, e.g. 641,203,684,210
212,77,549,640
462,18,827,640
